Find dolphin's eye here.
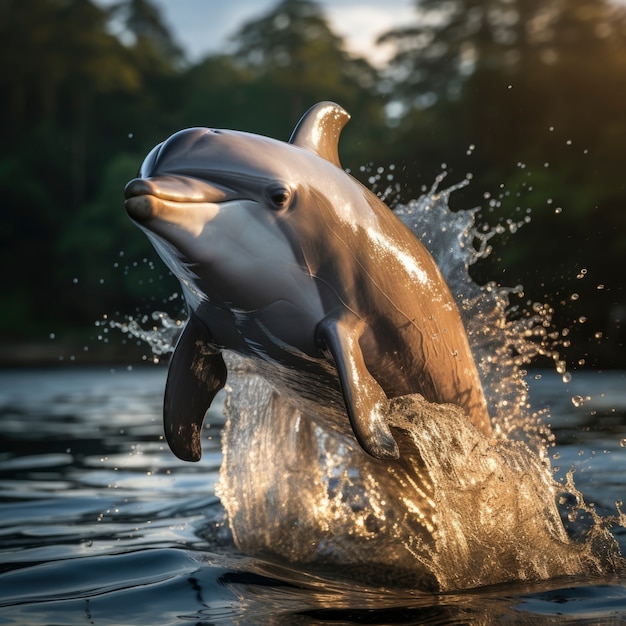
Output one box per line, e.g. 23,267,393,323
266,184,292,210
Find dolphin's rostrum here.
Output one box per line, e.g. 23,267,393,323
125,102,492,461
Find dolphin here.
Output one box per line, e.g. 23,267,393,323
124,101,492,461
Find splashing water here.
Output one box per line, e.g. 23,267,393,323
218,362,624,591
105,310,184,362
113,174,625,591
394,174,561,450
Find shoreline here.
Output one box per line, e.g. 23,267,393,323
0,341,164,368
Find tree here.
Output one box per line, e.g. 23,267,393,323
0,0,184,345
226,0,387,165
109,0,185,70
379,0,626,367
380,0,626,167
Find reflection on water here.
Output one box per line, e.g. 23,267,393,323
0,366,625,624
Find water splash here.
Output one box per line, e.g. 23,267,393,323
103,311,183,362
393,173,559,450
217,361,623,590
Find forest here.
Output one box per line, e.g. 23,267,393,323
1,0,625,368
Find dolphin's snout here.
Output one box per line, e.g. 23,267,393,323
125,194,158,221
125,175,232,223
125,175,231,203
125,174,224,234
125,177,154,198
125,178,161,221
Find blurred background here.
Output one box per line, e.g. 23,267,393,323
1,0,624,368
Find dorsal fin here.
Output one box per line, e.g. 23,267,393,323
288,101,350,168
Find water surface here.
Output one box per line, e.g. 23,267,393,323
1,366,625,624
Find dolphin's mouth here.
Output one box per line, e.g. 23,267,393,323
125,175,234,223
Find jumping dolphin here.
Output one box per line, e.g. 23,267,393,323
124,102,492,461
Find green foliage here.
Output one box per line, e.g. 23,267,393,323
109,0,185,68
56,152,174,308
379,0,626,367
1,0,624,366
183,0,386,165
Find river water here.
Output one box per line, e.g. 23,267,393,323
1,365,625,625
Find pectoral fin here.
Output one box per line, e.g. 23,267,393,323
164,312,227,461
316,314,399,460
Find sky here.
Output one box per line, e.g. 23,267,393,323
99,0,416,66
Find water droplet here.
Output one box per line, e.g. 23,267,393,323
620,439,626,448
571,395,584,408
